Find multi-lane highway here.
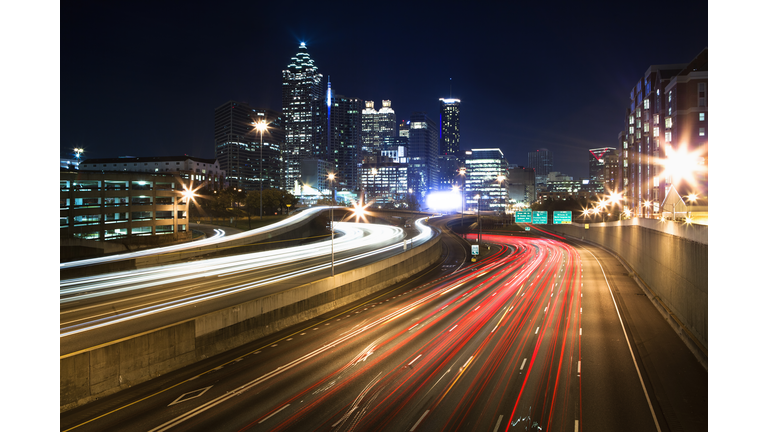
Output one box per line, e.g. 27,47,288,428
60,218,706,431
60,219,434,356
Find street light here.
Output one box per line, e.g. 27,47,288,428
328,172,336,276
643,200,652,219
475,194,482,244
252,120,269,220
458,168,466,229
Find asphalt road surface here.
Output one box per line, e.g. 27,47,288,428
61,223,706,431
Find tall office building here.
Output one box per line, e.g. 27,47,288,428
408,112,438,202
465,148,509,212
528,148,553,184
588,147,616,194
361,100,396,160
325,82,364,193
439,98,461,157
507,166,536,205
213,101,283,191
282,42,324,191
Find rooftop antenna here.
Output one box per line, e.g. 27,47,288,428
449,78,452,98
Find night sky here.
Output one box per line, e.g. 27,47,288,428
61,1,707,180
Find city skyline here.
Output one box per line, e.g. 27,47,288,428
61,3,707,180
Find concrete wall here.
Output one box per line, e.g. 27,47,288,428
547,222,707,361
60,234,442,412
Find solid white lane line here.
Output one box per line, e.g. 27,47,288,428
575,420,579,432
411,410,430,431
258,404,290,424
585,248,662,432
449,325,458,332
535,327,540,334
408,354,422,366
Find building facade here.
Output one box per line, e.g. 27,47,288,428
79,156,225,191
324,84,364,193
465,148,509,212
507,166,536,206
588,147,616,194
213,101,283,191
61,170,191,242
620,48,707,218
528,148,553,184
439,98,461,158
282,42,324,192
361,159,409,208
361,100,396,160
408,112,439,202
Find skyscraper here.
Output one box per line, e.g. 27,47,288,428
588,147,616,193
439,98,461,157
465,148,509,212
282,42,324,191
325,82,364,193
213,101,283,191
528,148,553,184
408,112,438,201
361,100,396,160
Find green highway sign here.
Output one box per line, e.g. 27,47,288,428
553,211,572,224
515,210,532,223
532,211,548,224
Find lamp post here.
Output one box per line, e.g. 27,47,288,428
328,172,336,276
252,120,269,220
475,194,482,244
496,174,506,225
458,168,466,229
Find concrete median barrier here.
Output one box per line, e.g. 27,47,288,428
60,233,442,412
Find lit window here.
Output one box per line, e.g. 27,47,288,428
653,127,659,137
665,132,672,142
643,99,650,110
699,128,706,136
643,123,649,133
665,117,672,128
653,114,659,125
699,113,705,121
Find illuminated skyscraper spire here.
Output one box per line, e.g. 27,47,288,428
282,42,324,191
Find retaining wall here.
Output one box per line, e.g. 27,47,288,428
547,222,707,362
60,234,442,412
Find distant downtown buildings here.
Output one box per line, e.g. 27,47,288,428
212,42,466,209
207,42,708,216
